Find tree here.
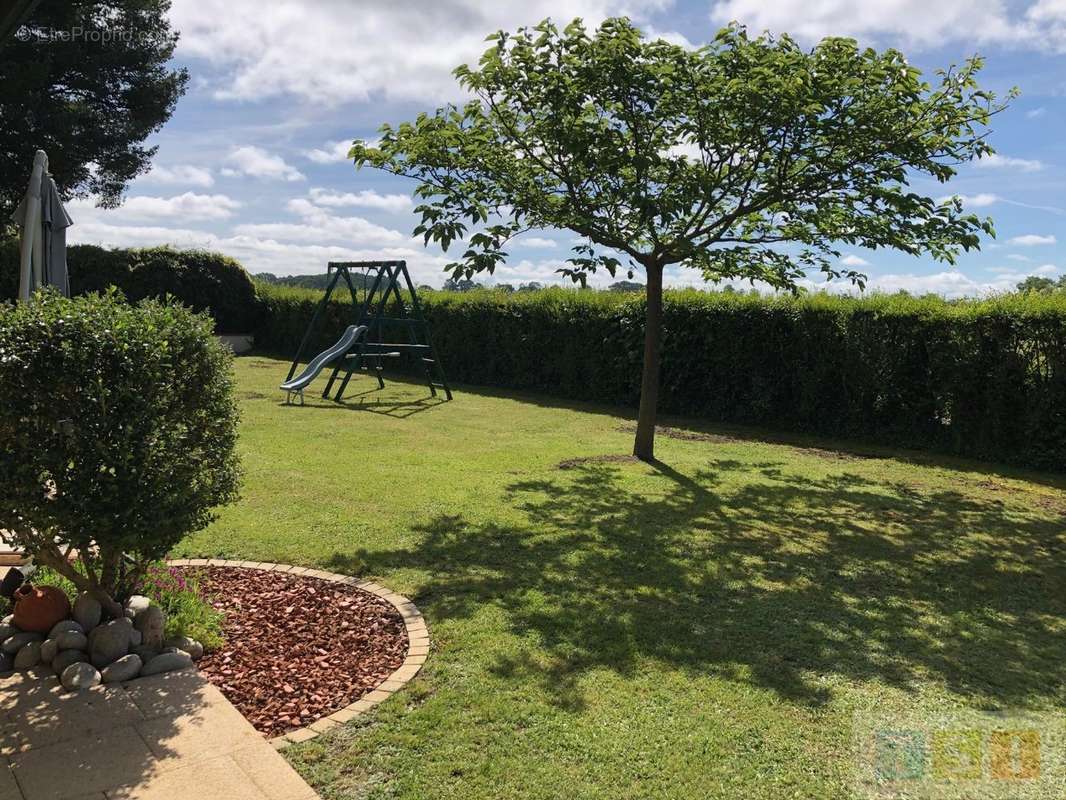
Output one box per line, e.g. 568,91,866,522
0,0,187,225
609,281,645,293
353,18,1009,460
443,276,483,292
0,291,241,617
517,281,545,292
1016,275,1065,293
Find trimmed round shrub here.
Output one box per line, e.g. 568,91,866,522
0,290,241,615
121,247,263,333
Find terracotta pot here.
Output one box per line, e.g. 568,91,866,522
12,584,72,633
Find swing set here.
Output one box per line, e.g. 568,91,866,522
280,261,452,404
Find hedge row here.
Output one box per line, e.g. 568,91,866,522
0,240,262,333
254,283,1066,471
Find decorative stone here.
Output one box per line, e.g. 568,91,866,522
101,654,143,684
73,593,103,631
132,645,159,663
60,661,101,691
164,636,204,661
13,641,41,670
129,628,143,647
133,605,164,650
124,607,135,619
2,631,43,655
1,615,13,626
89,619,130,668
0,623,16,642
0,653,12,673
55,630,88,651
52,649,88,676
40,638,59,664
128,595,151,616
140,651,194,676
12,584,71,633
48,619,84,639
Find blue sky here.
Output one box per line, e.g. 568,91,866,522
66,0,1066,295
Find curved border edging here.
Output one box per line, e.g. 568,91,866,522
167,559,429,749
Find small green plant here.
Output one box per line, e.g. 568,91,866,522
137,565,225,650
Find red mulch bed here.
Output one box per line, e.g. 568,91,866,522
176,566,408,737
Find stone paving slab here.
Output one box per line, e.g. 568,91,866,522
0,670,318,800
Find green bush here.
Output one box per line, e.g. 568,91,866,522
253,282,1066,470
0,290,242,616
0,240,263,333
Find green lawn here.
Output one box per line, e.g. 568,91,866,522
179,355,1066,799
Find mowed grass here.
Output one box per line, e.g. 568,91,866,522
179,355,1066,800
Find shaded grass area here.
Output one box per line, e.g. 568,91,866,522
180,356,1066,799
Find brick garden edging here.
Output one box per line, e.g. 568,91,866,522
167,559,429,749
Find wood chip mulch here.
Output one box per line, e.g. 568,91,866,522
176,566,408,737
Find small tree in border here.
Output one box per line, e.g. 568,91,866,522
352,18,1011,461
0,291,241,618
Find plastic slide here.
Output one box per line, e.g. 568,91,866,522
280,324,366,394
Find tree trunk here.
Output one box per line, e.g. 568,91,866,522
633,262,663,462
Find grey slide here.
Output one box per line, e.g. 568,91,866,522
281,324,366,395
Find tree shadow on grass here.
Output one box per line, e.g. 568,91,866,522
327,458,1066,712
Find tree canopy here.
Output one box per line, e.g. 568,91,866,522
352,17,1010,458
1017,275,1066,294
0,0,187,224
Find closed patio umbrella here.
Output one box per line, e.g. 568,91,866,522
11,150,72,302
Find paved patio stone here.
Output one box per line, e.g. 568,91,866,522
1,670,319,800
107,754,270,800
10,727,154,799
0,760,21,800
231,745,319,800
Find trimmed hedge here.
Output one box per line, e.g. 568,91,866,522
254,282,1066,471
0,241,263,333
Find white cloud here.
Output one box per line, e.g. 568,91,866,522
1034,263,1059,274
168,0,676,104
140,164,214,188
303,140,355,163
305,187,412,212
975,153,1044,172
519,237,558,249
69,193,241,221
1026,107,1047,118
838,271,1020,299
238,198,408,247
937,192,999,208
1008,234,1057,246
222,146,305,181
708,0,1020,48
839,254,870,267
65,207,446,281
1007,254,1033,262
707,0,1066,51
